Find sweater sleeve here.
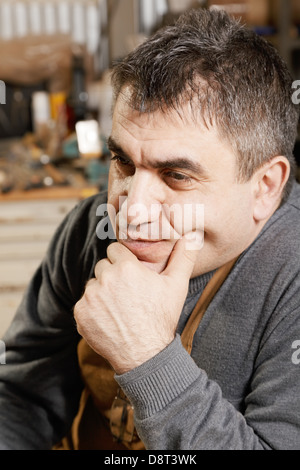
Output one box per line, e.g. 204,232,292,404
0,195,108,450
115,303,300,450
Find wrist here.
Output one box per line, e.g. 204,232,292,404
112,336,175,375
115,335,201,420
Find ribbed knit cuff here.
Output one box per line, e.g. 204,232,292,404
115,335,201,420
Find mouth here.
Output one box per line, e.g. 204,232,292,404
120,236,164,249
119,235,171,262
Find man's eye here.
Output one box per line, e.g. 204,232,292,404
110,155,131,166
164,171,192,184
110,155,135,175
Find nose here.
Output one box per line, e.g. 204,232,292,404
121,169,164,228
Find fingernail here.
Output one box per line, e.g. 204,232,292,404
184,231,204,251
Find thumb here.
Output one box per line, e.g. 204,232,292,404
163,231,203,281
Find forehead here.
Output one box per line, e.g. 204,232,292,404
111,94,239,179
112,91,219,146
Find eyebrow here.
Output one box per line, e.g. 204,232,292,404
107,136,208,177
108,137,131,161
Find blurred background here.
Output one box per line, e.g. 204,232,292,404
0,0,300,336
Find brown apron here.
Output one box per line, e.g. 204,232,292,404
55,258,237,450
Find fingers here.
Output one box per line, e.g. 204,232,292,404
94,242,137,279
163,231,203,280
95,233,202,284
106,242,138,264
94,258,111,279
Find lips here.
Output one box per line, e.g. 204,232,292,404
119,236,171,262
119,225,168,245
121,237,163,251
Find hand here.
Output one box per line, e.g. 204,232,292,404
74,234,201,374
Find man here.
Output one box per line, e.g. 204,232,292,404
0,8,300,450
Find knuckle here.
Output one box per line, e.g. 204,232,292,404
73,298,85,323
118,259,134,275
106,242,117,257
94,259,105,277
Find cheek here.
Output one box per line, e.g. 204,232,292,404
204,192,254,247
107,169,122,235
107,167,118,201
164,202,205,236
108,168,125,208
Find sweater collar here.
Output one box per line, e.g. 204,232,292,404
187,270,216,297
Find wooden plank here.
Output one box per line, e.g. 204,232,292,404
0,196,87,338
0,223,58,242
0,240,49,261
0,259,41,290
0,186,96,202
0,291,24,338
0,199,78,223
0,186,99,202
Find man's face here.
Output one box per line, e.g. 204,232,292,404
107,94,261,278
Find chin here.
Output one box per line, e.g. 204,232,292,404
139,259,168,274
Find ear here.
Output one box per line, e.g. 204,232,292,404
252,156,290,222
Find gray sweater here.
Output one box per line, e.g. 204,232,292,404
1,182,300,450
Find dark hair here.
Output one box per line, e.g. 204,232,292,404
111,8,300,199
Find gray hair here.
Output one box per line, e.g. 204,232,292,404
112,8,300,199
